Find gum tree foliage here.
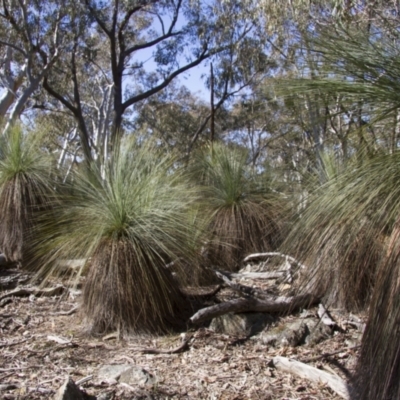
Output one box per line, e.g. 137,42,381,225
38,0,266,163
0,0,68,132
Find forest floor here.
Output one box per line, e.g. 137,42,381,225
0,266,363,400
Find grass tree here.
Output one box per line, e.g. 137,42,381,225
192,143,285,271
0,126,55,264
283,153,384,311
35,140,199,335
276,22,400,399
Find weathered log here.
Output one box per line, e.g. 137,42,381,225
213,270,259,297
230,271,287,280
273,356,350,399
190,294,318,324
243,252,307,270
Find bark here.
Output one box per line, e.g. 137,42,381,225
189,294,318,325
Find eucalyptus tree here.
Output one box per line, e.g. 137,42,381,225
39,0,266,164
0,0,69,133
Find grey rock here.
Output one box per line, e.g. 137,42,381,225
209,312,275,336
97,364,132,381
304,318,333,345
97,364,157,387
119,366,157,387
255,320,309,347
53,377,95,400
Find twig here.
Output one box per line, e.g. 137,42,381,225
0,285,66,301
130,337,192,354
76,375,93,385
300,345,360,363
0,338,29,348
50,305,78,316
0,365,41,372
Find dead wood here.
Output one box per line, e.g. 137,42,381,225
244,252,307,269
230,271,287,279
180,284,221,299
0,285,66,301
273,356,350,399
300,345,360,363
0,338,29,348
190,294,318,324
75,375,93,385
343,320,366,332
213,270,260,297
318,303,337,328
50,305,78,316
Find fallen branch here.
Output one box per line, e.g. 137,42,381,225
230,271,287,280
0,285,66,301
0,365,42,372
0,338,29,348
213,270,259,297
180,284,221,299
0,383,53,394
50,306,78,316
244,252,307,270
273,356,350,399
300,345,360,363
76,375,93,385
190,294,318,325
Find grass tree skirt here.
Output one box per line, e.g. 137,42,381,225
207,203,282,272
82,239,184,335
352,223,400,399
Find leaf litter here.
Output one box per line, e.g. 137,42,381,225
0,266,363,400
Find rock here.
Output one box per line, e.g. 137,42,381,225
97,364,157,387
304,319,333,345
97,364,132,381
97,392,114,400
254,320,309,347
209,312,275,336
53,377,95,400
119,366,157,387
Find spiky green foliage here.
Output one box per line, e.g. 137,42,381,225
277,25,400,131
284,153,385,310
192,143,284,271
276,22,400,399
283,150,400,399
35,140,198,335
0,126,55,263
